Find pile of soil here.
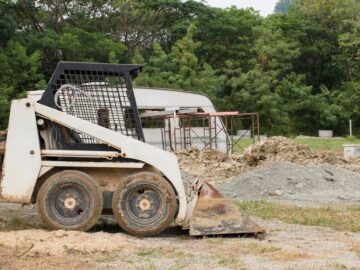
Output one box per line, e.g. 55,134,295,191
177,136,348,183
176,149,248,182
217,161,360,207
243,136,344,166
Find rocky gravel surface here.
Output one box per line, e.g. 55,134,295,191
217,161,360,207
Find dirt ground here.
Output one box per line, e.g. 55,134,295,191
1,203,360,270
1,137,360,269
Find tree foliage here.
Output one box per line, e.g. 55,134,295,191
0,0,360,135
274,0,294,13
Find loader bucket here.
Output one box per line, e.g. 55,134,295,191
189,181,265,236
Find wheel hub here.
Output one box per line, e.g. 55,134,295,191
127,189,162,221
50,185,89,222
138,198,151,211
64,197,76,210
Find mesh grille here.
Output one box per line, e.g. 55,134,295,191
41,65,143,145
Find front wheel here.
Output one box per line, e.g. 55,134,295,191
112,172,177,237
37,170,103,231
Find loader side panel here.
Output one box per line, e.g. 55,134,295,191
1,99,41,202
33,102,188,225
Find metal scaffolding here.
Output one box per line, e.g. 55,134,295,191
141,111,260,154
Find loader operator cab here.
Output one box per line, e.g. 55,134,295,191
37,63,144,152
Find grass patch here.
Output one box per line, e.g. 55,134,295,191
351,244,360,257
237,200,360,232
233,136,360,154
63,245,90,256
218,255,247,269
242,242,308,262
136,246,185,259
232,138,254,153
0,216,39,231
134,247,187,270
330,262,348,269
63,246,121,263
216,241,306,264
134,263,157,270
8,217,26,228
243,242,281,255
291,137,360,152
136,247,156,257
95,251,119,263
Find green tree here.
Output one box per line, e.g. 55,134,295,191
0,0,360,135
274,0,294,13
135,24,223,99
284,0,360,91
339,22,360,81
0,1,17,47
0,42,44,128
194,7,261,71
223,20,323,135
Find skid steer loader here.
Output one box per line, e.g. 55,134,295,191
0,62,264,237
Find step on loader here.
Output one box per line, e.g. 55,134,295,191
0,62,264,237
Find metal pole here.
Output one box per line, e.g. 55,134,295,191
257,114,260,141
350,119,353,137
251,115,255,144
225,116,229,154
231,116,234,150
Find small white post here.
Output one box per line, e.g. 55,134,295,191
350,119,353,137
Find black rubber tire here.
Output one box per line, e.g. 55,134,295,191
112,172,177,237
37,170,103,231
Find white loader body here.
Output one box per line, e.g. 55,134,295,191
1,98,193,226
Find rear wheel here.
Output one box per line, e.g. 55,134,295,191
112,172,177,237
37,170,102,231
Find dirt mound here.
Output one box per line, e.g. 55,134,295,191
244,136,344,166
176,149,248,182
217,161,360,207
177,136,347,183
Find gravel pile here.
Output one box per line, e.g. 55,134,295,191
177,136,347,183
217,161,360,207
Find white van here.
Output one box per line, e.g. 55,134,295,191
28,87,229,153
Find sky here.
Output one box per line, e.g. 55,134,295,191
202,0,278,16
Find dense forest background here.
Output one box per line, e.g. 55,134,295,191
0,0,359,136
